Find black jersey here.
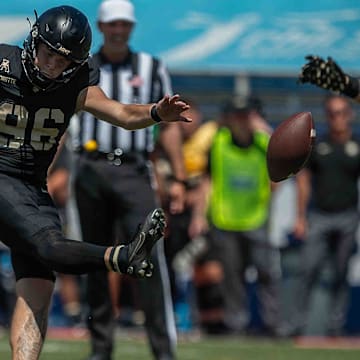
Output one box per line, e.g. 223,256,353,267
0,44,99,184
306,134,360,211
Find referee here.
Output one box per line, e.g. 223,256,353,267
72,1,186,359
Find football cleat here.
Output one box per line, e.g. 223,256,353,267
123,208,166,278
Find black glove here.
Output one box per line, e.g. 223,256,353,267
298,55,349,91
299,55,360,98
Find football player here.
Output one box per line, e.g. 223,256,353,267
0,5,189,360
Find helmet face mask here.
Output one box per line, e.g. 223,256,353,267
22,5,92,91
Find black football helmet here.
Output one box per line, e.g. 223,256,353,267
22,5,92,91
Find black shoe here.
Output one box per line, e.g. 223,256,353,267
85,353,111,360
119,208,166,278
158,355,174,360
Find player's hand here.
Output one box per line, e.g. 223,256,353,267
298,55,349,92
156,95,192,123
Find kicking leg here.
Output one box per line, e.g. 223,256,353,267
10,278,54,360
8,207,166,279
0,175,166,278
26,208,166,279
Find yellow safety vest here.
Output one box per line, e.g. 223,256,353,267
209,127,271,231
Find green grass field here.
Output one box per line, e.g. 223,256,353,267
1,333,360,360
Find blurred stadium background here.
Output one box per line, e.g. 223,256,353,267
2,0,360,356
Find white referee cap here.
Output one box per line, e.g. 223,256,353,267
98,0,136,23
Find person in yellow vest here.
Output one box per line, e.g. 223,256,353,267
196,95,283,336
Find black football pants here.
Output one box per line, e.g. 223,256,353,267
209,224,282,332
292,208,358,335
74,156,176,359
0,173,106,281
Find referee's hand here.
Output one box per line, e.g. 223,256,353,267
156,95,192,123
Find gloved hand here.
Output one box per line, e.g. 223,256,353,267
298,55,349,92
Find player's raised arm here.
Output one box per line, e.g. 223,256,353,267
77,85,191,129
298,55,360,102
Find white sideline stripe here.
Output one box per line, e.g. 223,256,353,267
156,237,178,349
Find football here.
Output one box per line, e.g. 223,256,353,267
266,111,316,182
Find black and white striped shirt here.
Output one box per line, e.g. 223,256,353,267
72,49,172,154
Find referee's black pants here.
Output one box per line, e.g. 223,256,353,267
74,155,176,359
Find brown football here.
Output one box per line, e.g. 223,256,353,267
266,111,316,182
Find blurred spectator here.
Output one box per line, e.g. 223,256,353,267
291,94,360,336
197,95,282,336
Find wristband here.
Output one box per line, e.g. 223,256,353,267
150,104,163,123
342,75,360,98
171,176,188,187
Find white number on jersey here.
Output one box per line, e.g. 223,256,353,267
0,102,64,150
